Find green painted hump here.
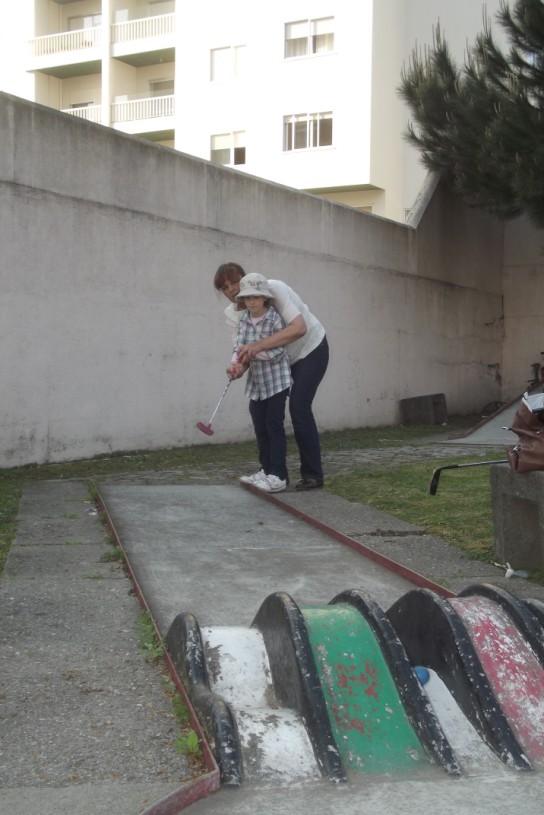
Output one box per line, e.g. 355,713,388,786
301,604,426,775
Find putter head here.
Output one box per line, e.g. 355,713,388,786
429,469,440,495
196,421,214,436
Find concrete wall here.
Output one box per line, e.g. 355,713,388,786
502,218,544,398
0,92,521,467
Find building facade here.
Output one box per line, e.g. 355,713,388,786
16,1,503,221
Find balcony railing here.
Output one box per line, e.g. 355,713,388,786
61,105,102,124
111,94,175,123
112,13,175,44
30,27,101,58
29,13,174,59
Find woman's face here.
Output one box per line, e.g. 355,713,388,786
219,272,243,303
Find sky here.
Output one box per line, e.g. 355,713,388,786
0,3,35,99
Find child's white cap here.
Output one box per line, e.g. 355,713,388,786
236,273,273,299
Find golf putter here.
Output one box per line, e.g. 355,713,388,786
196,379,232,436
429,459,509,495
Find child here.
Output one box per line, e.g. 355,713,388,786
227,273,292,493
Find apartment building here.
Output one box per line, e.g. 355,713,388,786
21,0,502,222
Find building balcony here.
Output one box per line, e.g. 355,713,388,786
61,104,102,124
111,94,175,138
59,96,174,137
28,14,175,77
29,27,101,78
112,14,175,67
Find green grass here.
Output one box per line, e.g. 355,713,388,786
138,610,165,663
326,457,504,562
0,481,22,575
175,729,202,758
99,548,125,563
0,414,500,576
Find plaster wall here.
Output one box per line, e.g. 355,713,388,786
0,93,510,466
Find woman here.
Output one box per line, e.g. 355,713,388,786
214,262,329,490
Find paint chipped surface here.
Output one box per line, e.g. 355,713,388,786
235,708,321,784
203,626,273,708
303,605,426,774
202,625,319,784
451,596,544,764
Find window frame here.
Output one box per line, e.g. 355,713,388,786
284,17,334,59
210,131,246,166
283,112,333,151
148,1,175,15
210,45,246,82
148,77,175,97
68,13,102,31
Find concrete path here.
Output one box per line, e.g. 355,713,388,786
447,391,539,447
0,481,187,815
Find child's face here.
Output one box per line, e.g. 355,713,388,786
243,295,267,316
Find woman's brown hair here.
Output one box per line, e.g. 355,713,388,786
213,262,246,290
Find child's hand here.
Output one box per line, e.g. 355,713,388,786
226,361,245,379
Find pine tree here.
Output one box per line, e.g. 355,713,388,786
399,0,544,225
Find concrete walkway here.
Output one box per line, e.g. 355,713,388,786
0,480,187,815
446,390,543,447
2,440,544,814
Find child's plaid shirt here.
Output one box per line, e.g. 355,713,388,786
236,306,292,401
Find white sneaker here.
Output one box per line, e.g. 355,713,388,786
253,474,287,493
240,469,265,485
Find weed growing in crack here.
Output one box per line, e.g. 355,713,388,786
175,730,201,758
99,548,124,563
138,610,164,662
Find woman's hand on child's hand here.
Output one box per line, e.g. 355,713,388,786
237,342,261,363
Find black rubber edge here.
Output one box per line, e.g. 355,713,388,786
458,583,544,668
165,611,244,786
525,598,544,627
331,588,462,776
252,591,347,783
386,588,533,771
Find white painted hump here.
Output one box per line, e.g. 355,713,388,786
202,626,321,784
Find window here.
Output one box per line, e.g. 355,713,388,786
149,78,174,96
210,45,246,81
148,1,175,14
285,18,334,59
283,113,333,151
68,14,102,31
211,132,246,166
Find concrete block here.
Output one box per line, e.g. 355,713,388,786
490,465,544,569
400,393,448,425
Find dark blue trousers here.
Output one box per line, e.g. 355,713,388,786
289,336,329,481
249,388,290,481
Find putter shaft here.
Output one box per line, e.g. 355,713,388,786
429,459,508,495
